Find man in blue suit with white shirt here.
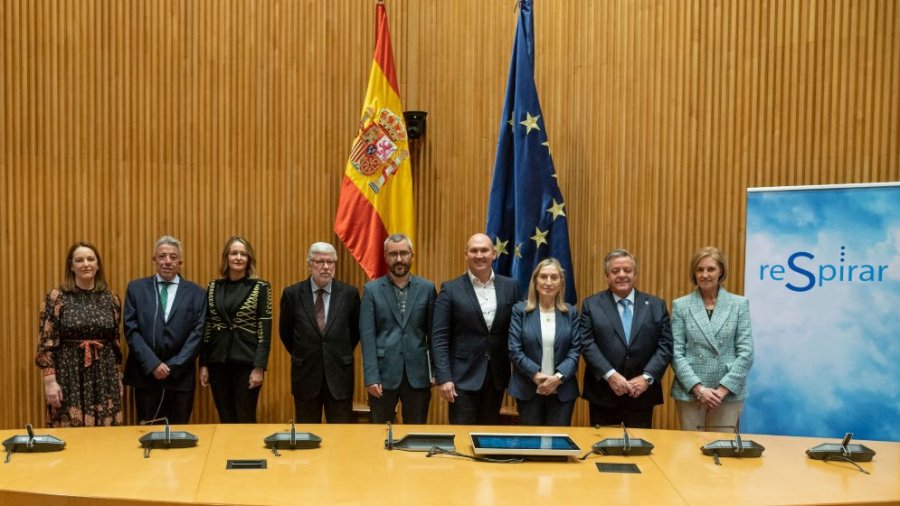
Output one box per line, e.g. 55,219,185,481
124,235,206,424
580,249,672,428
360,233,436,424
431,233,520,425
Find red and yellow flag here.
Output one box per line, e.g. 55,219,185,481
334,1,413,280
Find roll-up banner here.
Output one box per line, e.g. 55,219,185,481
743,183,900,442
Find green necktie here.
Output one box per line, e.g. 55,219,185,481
159,281,171,314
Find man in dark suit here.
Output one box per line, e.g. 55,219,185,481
124,235,207,424
360,233,436,424
431,233,520,425
580,249,673,428
279,242,360,423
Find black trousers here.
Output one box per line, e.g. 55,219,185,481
134,386,194,425
368,371,431,424
207,363,261,423
293,381,353,424
449,374,504,425
516,395,575,427
589,402,654,429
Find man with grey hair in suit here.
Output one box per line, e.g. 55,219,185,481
360,233,436,424
280,242,360,423
124,235,207,424
580,248,673,428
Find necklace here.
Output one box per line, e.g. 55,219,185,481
540,306,554,322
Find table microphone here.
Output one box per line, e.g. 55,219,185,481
138,417,198,458
806,432,875,471
697,425,741,454
141,417,171,444
263,419,322,455
698,424,764,463
3,423,65,463
584,423,654,458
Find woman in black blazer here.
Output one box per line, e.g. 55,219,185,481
508,258,581,426
200,236,272,423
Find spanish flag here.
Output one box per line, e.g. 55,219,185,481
334,1,413,280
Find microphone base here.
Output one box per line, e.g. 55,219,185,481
701,439,765,458
592,438,654,456
806,443,876,462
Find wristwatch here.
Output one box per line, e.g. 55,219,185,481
641,372,654,385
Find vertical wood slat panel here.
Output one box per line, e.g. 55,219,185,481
1,0,897,430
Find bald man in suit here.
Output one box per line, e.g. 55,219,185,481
431,233,520,425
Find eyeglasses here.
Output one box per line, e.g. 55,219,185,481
310,259,336,267
386,251,412,260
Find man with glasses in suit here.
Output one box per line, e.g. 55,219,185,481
359,233,436,424
280,242,360,423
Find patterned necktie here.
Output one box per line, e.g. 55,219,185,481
315,289,326,332
619,298,632,343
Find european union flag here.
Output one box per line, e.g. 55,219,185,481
486,0,577,304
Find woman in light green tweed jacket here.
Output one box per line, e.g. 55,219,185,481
670,246,754,432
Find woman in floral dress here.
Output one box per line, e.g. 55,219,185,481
35,241,123,427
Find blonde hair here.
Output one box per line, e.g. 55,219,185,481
689,246,728,285
524,258,568,313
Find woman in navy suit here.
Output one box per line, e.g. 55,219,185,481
508,258,581,426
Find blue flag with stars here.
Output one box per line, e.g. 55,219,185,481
486,0,577,304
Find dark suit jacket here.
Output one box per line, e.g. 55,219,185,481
123,276,207,392
279,278,360,401
508,302,582,402
360,275,436,390
201,278,273,369
580,289,673,409
431,273,520,391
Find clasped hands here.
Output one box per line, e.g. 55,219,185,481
608,372,649,398
532,372,561,396
693,384,730,410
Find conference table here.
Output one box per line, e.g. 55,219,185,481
0,423,897,505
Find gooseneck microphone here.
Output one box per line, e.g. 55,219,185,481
386,422,394,450
25,424,35,448
840,432,853,457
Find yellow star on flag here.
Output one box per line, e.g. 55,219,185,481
494,238,509,256
530,227,548,248
507,113,515,127
546,199,566,221
514,243,523,258
520,113,541,134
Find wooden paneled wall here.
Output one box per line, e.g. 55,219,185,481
1,0,897,430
